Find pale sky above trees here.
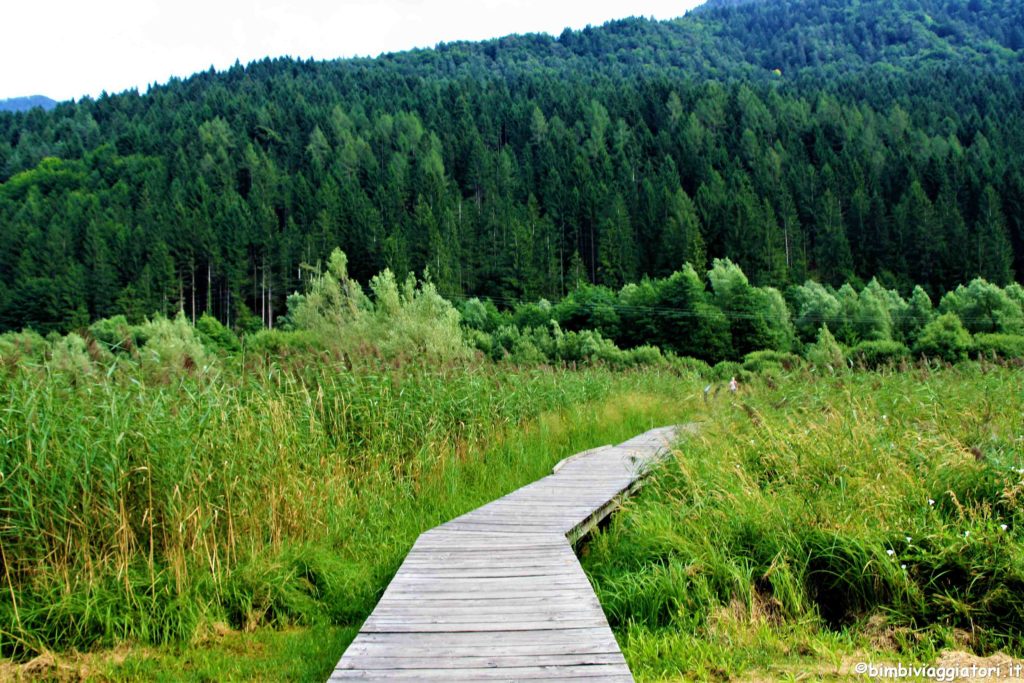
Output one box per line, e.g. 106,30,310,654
1,0,701,101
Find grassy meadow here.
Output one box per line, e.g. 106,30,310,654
3,255,1023,680
0,321,698,680
583,363,1024,681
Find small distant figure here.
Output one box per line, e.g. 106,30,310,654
729,376,738,394
703,384,712,403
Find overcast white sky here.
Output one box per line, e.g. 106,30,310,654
1,0,703,102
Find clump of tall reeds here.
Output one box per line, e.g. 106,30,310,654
584,365,1024,679
0,317,697,657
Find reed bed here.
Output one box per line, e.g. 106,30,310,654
584,364,1024,681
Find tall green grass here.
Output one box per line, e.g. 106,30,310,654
583,364,1024,681
0,336,697,664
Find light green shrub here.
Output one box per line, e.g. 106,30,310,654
851,340,909,369
136,312,209,377
913,312,974,362
939,278,1024,334
196,314,240,352
973,333,1024,359
742,349,803,373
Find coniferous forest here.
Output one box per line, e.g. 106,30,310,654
1,0,1023,337
4,2,1024,678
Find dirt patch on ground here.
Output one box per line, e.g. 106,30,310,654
935,650,1022,678
0,642,160,682
860,614,924,653
0,652,84,682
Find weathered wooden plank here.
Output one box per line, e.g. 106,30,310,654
362,613,611,627
400,553,573,565
382,579,593,592
405,541,572,553
348,627,620,645
410,538,568,550
329,665,634,681
383,580,591,593
364,601,607,616
377,590,590,601
467,502,599,512
337,655,622,671
439,520,570,530
392,568,583,580
341,642,620,659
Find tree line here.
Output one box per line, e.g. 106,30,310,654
1,0,1023,334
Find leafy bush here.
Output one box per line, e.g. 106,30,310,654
913,312,973,362
233,301,264,335
742,349,803,373
555,328,618,364
484,322,666,369
855,281,897,342
709,360,751,382
792,281,842,342
973,333,1024,359
512,299,555,330
464,328,494,356
851,340,909,369
287,250,370,334
555,284,622,340
710,259,795,355
196,314,240,352
508,327,551,364
899,285,935,342
458,297,504,332
619,345,664,368
653,265,732,362
939,279,1024,335
668,355,712,377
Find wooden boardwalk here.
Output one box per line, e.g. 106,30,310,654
330,426,679,682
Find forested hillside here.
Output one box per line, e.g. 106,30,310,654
1,0,1023,333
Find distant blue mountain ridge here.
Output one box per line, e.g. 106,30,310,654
0,95,58,112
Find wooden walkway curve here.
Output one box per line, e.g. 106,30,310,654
330,425,680,682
